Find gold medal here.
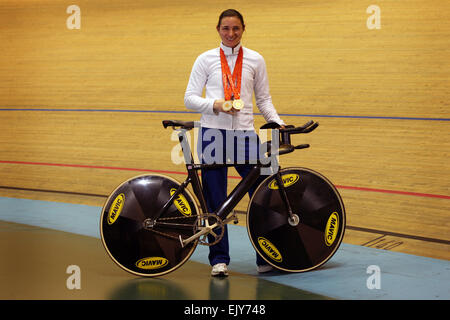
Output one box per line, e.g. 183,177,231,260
232,99,244,110
220,48,244,112
222,100,233,111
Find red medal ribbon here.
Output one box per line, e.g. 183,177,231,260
220,47,243,101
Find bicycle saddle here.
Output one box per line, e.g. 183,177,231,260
162,120,195,130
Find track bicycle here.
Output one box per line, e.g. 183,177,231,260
100,120,345,277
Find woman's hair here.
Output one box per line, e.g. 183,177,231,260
217,9,245,30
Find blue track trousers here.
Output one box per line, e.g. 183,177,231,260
198,127,267,266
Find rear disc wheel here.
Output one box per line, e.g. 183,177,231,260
100,174,200,277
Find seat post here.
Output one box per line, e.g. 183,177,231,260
177,129,194,165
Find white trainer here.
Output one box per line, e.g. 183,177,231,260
257,264,274,273
211,263,228,277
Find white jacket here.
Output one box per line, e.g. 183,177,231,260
184,42,284,130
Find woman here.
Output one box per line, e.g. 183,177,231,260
184,9,285,277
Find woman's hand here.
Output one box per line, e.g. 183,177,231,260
213,99,239,115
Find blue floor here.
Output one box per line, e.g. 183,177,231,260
0,197,448,300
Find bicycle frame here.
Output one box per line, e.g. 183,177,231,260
163,126,290,226
156,120,319,247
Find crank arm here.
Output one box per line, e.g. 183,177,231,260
179,222,221,248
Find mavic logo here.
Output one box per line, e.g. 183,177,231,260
325,212,339,246
268,174,299,190
107,193,125,225
135,257,169,270
170,188,192,216
258,237,282,262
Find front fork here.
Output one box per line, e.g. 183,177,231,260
274,169,300,226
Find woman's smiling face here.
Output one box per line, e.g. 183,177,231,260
217,16,245,48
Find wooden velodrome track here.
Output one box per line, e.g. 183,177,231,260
0,0,449,275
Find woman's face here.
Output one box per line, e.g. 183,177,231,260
217,16,244,48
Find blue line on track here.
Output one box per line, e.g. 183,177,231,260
0,108,449,121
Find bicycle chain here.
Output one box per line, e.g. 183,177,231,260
156,214,202,222
145,214,200,241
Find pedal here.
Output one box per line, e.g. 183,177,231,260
223,211,239,225
232,212,239,225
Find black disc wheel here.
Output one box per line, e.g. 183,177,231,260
247,167,345,272
100,174,200,277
